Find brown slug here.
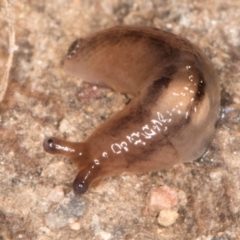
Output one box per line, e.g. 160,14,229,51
43,26,220,194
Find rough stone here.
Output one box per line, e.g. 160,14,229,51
0,0,240,239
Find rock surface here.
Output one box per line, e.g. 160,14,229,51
0,0,240,239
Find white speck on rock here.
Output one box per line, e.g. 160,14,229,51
157,209,179,227
99,230,112,240
209,170,223,183
69,221,81,231
47,186,65,202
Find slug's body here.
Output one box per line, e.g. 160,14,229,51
43,26,220,194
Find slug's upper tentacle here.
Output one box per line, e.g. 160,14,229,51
43,137,84,157
43,137,90,169
44,26,220,194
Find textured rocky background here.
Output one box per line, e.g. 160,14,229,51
0,0,240,239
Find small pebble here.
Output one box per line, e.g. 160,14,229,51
146,186,178,215
69,221,81,230
99,230,112,240
157,209,179,227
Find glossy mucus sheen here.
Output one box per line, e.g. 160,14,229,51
43,26,220,194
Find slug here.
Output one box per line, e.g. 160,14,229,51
43,26,220,194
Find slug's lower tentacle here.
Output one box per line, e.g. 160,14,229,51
73,162,101,194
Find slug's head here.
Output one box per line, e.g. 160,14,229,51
43,137,101,195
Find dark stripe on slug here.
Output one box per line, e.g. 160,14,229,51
144,77,171,104
78,30,178,60
67,39,82,58
195,72,206,102
108,104,150,138
191,72,206,108
161,65,178,78
144,65,178,104
120,32,170,53
166,116,191,138
125,135,178,167
134,115,192,164
107,74,174,137
184,76,206,123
